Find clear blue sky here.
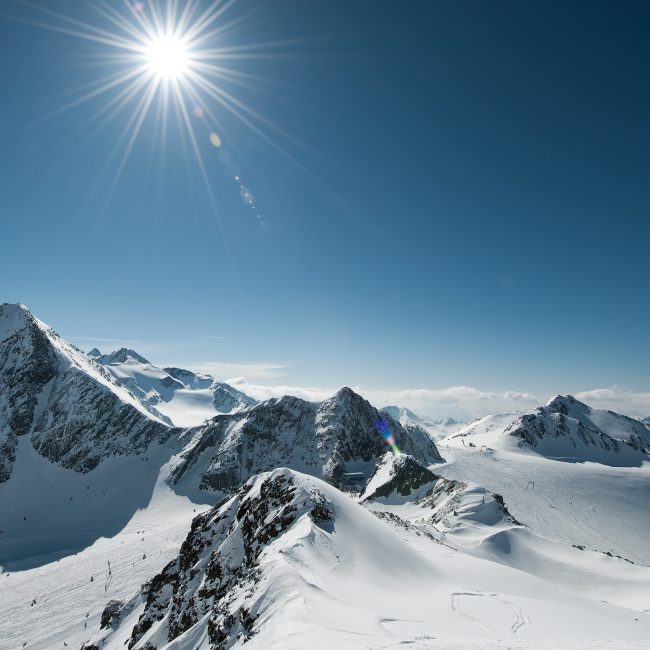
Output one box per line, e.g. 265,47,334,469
1,1,648,417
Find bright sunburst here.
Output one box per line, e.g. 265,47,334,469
15,0,304,220
145,34,190,80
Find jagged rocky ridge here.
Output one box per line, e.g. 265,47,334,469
0,304,174,483
171,388,443,492
84,469,337,649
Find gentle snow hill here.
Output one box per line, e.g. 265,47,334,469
363,454,650,615
170,387,443,494
93,349,256,427
380,405,464,441
444,395,649,466
0,304,174,485
84,468,650,650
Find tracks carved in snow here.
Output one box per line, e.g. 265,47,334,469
450,590,529,635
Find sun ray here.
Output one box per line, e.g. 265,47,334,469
14,0,145,51
9,0,323,225
181,0,238,44
85,0,150,45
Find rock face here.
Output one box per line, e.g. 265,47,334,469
211,382,257,413
0,304,174,482
503,394,650,464
91,469,336,650
171,387,443,492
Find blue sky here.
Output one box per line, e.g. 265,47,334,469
1,1,649,418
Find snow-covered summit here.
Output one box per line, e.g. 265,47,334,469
0,303,172,483
541,394,650,449
443,395,649,465
95,347,150,365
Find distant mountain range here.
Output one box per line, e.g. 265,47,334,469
1,303,649,649
380,405,464,440
90,346,256,427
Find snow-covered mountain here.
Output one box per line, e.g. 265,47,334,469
3,305,650,650
171,387,443,493
93,349,256,427
0,304,173,483
84,467,650,650
380,405,464,441
444,394,650,466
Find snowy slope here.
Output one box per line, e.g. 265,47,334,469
363,454,650,615
93,350,256,427
85,468,650,650
0,455,210,650
170,387,443,493
0,304,173,483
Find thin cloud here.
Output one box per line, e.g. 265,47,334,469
574,386,650,416
192,335,228,340
191,361,289,380
66,336,138,343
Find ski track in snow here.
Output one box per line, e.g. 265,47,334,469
450,591,530,635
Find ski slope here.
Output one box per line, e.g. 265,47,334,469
86,469,650,650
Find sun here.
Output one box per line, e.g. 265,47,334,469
145,34,190,81
19,0,296,222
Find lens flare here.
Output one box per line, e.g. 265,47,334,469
375,419,401,455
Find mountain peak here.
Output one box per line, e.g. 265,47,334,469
0,302,39,342
87,347,101,358
96,347,150,365
545,394,580,413
334,386,356,399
